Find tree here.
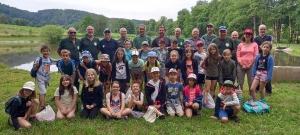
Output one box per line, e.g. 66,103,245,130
93,15,108,37
12,18,27,26
79,15,94,33
114,19,136,34
176,8,190,36
40,25,64,47
0,14,8,24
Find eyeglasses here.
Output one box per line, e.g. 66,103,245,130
69,32,76,34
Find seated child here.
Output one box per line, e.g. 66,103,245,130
126,82,144,118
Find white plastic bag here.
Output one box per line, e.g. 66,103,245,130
143,106,163,123
36,105,55,121
203,93,215,109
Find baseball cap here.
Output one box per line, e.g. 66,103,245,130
223,80,234,87
184,40,191,45
172,38,178,43
196,41,204,46
82,50,91,57
100,54,110,61
187,73,197,79
244,29,253,35
132,50,139,56
219,26,227,31
147,51,157,57
168,68,177,73
103,28,110,33
142,41,149,46
159,40,165,44
23,81,35,91
151,67,160,73
207,23,214,27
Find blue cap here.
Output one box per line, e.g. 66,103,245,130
184,40,191,45
147,51,157,57
82,50,91,57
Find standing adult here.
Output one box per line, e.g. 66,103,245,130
117,27,132,48
99,28,119,62
201,23,217,50
212,26,234,56
133,24,152,50
152,26,171,48
79,26,100,60
188,28,205,50
174,28,185,48
231,31,241,64
236,29,258,95
57,27,80,90
254,24,273,95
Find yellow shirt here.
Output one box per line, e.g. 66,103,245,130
143,61,161,75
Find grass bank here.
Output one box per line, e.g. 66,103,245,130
0,63,299,134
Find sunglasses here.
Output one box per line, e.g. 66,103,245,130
104,31,110,34
219,26,227,29
69,32,76,34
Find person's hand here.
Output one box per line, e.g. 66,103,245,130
34,61,39,68
242,65,247,69
106,81,110,85
185,102,189,107
251,77,254,81
79,76,84,81
26,101,32,107
116,112,122,118
61,108,67,114
223,104,227,110
137,79,142,85
90,104,94,109
154,105,161,109
247,64,252,69
131,94,136,100
111,112,117,118
210,116,217,119
86,105,91,109
66,107,72,113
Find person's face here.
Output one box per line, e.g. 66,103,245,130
172,41,178,47
23,89,33,97
139,26,145,35
86,71,95,81
41,49,50,58
124,41,131,49
120,29,127,37
104,31,111,39
159,28,165,36
151,71,160,80
132,55,138,62
68,29,76,39
222,52,231,61
188,78,195,86
243,33,252,40
197,45,204,51
210,48,216,55
219,30,227,38
168,72,177,81
170,53,178,62
83,56,90,63
159,43,165,48
148,56,156,63
207,26,214,33
131,84,140,93
224,85,232,94
192,30,199,38
61,53,70,61
259,26,266,35
62,78,70,87
231,32,239,41
185,50,192,58
117,51,124,60
175,30,181,37
262,44,271,54
112,83,120,93
142,45,148,51
185,43,192,48
101,61,108,66
86,27,94,36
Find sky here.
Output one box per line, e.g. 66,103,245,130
0,0,204,21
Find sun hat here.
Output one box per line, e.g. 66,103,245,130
100,54,110,61
23,81,35,91
187,73,197,79
151,67,160,73
168,68,177,73
132,50,139,56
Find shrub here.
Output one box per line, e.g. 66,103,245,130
40,25,64,47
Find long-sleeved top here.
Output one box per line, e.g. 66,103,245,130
219,59,236,83
213,87,239,117
182,85,203,108
111,60,130,83
10,96,30,130
181,59,199,81
81,83,103,108
251,53,274,82
145,80,166,106
236,42,259,66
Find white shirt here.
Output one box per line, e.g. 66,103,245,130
149,80,160,101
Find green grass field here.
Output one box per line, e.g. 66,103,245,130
0,63,299,134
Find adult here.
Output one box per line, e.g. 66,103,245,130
188,28,205,50
254,24,273,95
201,23,217,49
174,28,185,48
99,28,119,62
236,29,258,94
212,26,234,56
79,26,100,60
133,24,152,49
117,27,132,48
152,26,171,47
231,31,241,63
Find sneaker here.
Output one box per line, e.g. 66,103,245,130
231,116,240,123
40,106,46,111
193,110,201,116
266,93,271,96
29,116,38,122
158,115,165,120
122,116,128,121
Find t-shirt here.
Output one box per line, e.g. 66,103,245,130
99,62,112,75
236,42,259,66
188,88,196,103
106,92,125,110
167,47,184,60
205,58,219,77
125,91,144,104
58,37,80,61
54,86,78,108
165,82,183,99
254,35,272,53
148,80,160,101
194,52,207,74
99,38,119,62
133,35,152,49
128,59,144,74
175,37,185,48
35,57,54,82
140,50,149,62
116,62,127,79
143,61,161,75
152,47,167,69
212,37,234,56
257,55,268,70
124,49,133,61
57,59,76,76
201,34,217,49
79,36,100,60
152,36,171,47
186,60,193,75
165,59,182,70
188,37,206,50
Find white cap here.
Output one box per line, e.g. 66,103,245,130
151,67,160,73
168,68,177,73
187,73,197,79
132,50,139,56
22,81,35,91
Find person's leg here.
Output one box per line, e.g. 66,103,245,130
166,103,176,116
259,81,267,100
175,104,184,117
265,81,272,95
88,107,100,119
28,99,39,117
192,103,200,110
185,107,193,118
80,108,90,118
210,79,217,98
232,105,240,116
237,64,245,91
56,109,65,119
17,117,31,128
204,79,211,105
250,79,260,101
100,108,112,117
66,107,76,119
246,67,253,90
218,109,228,123
37,81,47,110
121,108,132,116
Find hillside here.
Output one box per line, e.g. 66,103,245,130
0,3,145,27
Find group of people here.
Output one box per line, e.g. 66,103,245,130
8,23,274,131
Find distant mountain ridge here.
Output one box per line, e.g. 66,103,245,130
0,3,145,27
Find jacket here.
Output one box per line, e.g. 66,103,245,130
251,53,274,82
181,59,199,81
10,97,30,130
111,60,130,82
213,87,239,117
81,83,103,108
145,80,166,106
182,85,203,107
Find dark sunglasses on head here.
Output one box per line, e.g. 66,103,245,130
69,32,76,34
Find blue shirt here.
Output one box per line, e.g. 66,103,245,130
165,82,183,99
99,38,119,62
124,49,133,61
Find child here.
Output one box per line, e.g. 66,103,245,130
54,75,78,120
194,41,207,91
152,40,168,80
112,48,130,93
165,50,182,82
124,39,133,61
219,49,236,85
95,54,112,94
181,47,198,86
57,49,76,86
128,50,144,87
144,51,161,82
81,69,103,119
182,74,203,118
250,41,274,101
9,81,39,131
32,45,55,111
78,50,97,82
183,40,192,49
126,82,144,114
201,43,221,107
100,81,132,120
165,68,184,117
139,41,151,62
210,80,240,123
145,67,166,119
167,38,183,60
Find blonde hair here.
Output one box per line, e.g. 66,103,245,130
222,49,231,55
85,69,100,88
170,50,179,57
61,49,71,56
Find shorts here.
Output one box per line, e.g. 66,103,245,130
197,74,205,84
218,107,233,119
254,70,267,81
166,103,183,115
37,80,48,94
99,73,108,83
206,76,218,80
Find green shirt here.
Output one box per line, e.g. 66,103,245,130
201,34,217,49
232,39,241,63
79,35,100,60
117,38,133,48
58,38,80,61
212,37,234,56
174,37,185,48
133,35,152,49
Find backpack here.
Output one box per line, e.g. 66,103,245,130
30,57,43,78
243,99,270,114
5,96,22,115
146,60,158,67
110,92,122,109
56,59,74,73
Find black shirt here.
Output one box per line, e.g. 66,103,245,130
254,35,272,53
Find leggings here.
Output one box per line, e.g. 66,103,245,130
80,107,100,119
237,64,253,89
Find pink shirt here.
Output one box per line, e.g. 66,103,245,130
189,88,196,103
236,42,259,66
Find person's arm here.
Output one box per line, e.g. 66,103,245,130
266,56,274,82
130,69,136,80
79,38,84,53
250,42,259,66
10,99,21,130
218,62,223,85
106,93,114,114
119,93,126,114
148,36,152,46
132,37,137,48
57,39,64,56
54,88,65,111
193,59,199,75
77,66,84,80
93,84,103,108
71,71,76,85
111,62,116,81
182,88,187,104
193,88,203,105
224,93,239,106
97,39,101,54
133,93,144,106
81,85,88,108
232,61,237,80
138,63,143,80
125,61,130,83
70,92,78,110
200,58,207,70
251,55,259,78
145,85,154,105
127,95,134,109
236,44,242,66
